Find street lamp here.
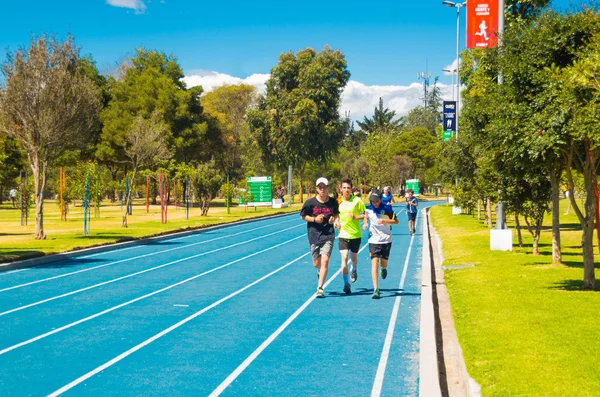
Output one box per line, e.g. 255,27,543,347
442,1,466,141
442,67,457,100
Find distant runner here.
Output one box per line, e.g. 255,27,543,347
382,186,395,206
406,189,418,235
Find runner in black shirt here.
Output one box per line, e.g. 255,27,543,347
301,177,339,298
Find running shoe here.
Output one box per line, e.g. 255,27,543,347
381,267,387,279
350,268,358,283
343,283,352,295
316,288,325,298
372,289,380,299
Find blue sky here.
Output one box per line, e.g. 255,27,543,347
0,0,583,119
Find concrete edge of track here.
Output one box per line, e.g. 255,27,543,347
0,209,300,273
422,205,482,397
419,207,442,396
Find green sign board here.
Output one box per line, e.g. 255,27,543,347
406,179,420,196
247,176,272,205
442,130,453,142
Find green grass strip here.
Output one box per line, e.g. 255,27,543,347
430,200,600,397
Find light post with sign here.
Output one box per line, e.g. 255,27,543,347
442,100,457,142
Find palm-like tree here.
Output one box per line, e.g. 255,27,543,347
357,97,403,134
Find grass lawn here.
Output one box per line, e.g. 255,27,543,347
0,199,298,263
430,199,600,396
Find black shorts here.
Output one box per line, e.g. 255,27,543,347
339,238,361,253
369,243,392,259
407,212,417,221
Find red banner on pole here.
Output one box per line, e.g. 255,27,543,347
467,1,499,49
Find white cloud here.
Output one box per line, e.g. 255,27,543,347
183,71,269,94
183,70,454,121
340,81,454,121
106,0,146,13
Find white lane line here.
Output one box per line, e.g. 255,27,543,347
63,216,298,260
0,219,299,294
0,234,306,357
0,269,29,277
370,216,419,397
165,214,298,242
46,248,311,397
209,243,370,397
0,224,303,317
173,305,189,308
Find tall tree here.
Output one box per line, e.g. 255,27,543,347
356,97,403,134
247,47,350,202
0,35,101,239
499,9,600,284
97,48,218,194
202,84,259,181
121,113,171,227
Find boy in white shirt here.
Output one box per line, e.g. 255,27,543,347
363,189,398,299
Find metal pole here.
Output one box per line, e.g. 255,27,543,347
226,173,230,214
20,171,24,226
185,178,189,220
456,5,460,141
287,165,293,205
496,0,506,229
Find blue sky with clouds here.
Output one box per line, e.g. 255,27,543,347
0,0,583,119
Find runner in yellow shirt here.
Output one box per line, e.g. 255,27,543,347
334,178,367,294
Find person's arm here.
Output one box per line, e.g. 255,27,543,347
301,203,323,224
304,213,326,223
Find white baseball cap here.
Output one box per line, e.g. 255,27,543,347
315,177,329,186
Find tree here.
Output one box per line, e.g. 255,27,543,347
191,159,222,216
202,84,259,181
97,48,218,199
499,9,600,285
0,35,101,239
0,134,26,203
248,47,350,202
402,106,440,135
121,113,171,227
389,127,438,184
356,97,403,134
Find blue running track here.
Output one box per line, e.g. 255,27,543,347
0,202,437,396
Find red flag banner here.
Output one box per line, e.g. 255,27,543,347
467,1,499,48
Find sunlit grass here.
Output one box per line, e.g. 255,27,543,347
430,199,600,396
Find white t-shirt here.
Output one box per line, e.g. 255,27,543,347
366,203,395,244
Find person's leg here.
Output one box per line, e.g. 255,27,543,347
380,258,389,277
318,254,329,289
339,239,351,293
316,241,333,297
340,249,350,279
371,255,380,291
311,244,324,290
349,238,360,282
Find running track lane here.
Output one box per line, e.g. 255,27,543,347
0,202,437,396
